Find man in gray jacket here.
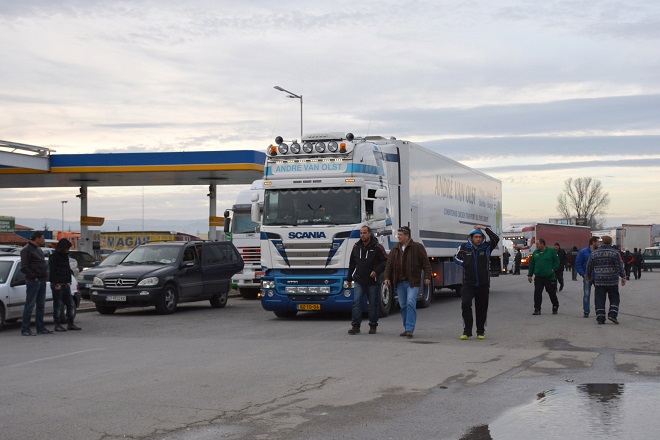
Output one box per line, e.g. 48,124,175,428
586,235,626,324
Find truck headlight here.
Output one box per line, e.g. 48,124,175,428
138,277,159,286
262,280,275,289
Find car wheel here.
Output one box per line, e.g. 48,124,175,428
155,284,178,314
210,291,229,308
96,304,117,315
238,287,260,300
274,310,298,318
417,273,433,309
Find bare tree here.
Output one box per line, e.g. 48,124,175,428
556,177,610,229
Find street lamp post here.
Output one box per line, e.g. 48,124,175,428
274,86,303,140
61,200,67,236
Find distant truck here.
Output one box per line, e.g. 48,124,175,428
616,224,652,252
502,223,591,268
224,180,264,299
253,132,503,318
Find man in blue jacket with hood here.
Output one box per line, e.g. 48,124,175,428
454,224,500,340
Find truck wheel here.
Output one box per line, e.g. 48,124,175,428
239,288,260,300
155,284,178,314
274,310,298,318
96,304,117,315
210,291,228,308
378,280,393,317
418,276,433,308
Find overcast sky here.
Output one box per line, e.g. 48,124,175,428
1,0,659,232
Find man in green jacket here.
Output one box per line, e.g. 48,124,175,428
527,238,560,315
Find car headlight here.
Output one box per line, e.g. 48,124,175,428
92,277,103,286
76,273,85,281
138,277,159,286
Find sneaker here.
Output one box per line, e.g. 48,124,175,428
459,334,471,340
406,331,413,339
67,324,81,331
552,306,559,315
368,325,377,334
532,309,541,315
21,330,36,336
54,325,67,332
400,330,408,337
477,334,485,340
37,329,52,335
348,325,360,335
608,316,619,324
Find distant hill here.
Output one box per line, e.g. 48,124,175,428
16,217,211,236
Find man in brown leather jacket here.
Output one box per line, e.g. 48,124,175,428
384,226,432,338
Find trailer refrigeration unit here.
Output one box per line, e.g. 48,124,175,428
252,132,503,318
224,180,264,299
502,223,592,268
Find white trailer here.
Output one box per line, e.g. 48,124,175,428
618,224,653,252
224,180,264,299
254,133,503,318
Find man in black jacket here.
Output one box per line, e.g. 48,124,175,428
20,232,50,336
553,243,568,291
49,238,81,331
347,226,388,335
453,225,500,340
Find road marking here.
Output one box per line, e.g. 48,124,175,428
4,348,104,368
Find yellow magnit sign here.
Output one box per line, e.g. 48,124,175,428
101,232,178,250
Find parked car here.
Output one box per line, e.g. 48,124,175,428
0,255,81,329
77,249,131,298
0,245,21,255
68,250,99,270
90,241,243,315
99,248,115,261
642,246,660,271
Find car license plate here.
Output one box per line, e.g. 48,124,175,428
107,296,126,302
298,304,321,311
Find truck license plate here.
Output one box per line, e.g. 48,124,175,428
298,304,321,311
107,296,126,302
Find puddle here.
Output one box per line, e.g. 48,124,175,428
461,383,660,439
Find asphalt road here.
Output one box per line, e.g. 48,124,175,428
2,272,659,440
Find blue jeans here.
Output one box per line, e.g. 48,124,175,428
396,281,418,332
52,283,75,325
582,276,593,315
351,283,379,327
22,279,47,333
594,284,620,323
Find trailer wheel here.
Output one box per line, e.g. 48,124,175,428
418,274,433,308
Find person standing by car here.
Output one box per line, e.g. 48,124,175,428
347,226,388,335
453,225,500,340
586,235,626,324
20,232,50,336
384,226,432,339
528,238,560,315
49,238,80,332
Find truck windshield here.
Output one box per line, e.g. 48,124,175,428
232,212,260,234
263,187,361,226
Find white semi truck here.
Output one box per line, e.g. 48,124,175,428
252,132,503,318
224,180,264,299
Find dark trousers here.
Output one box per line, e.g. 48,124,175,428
52,283,75,325
21,279,47,333
555,268,564,288
461,283,489,336
533,277,558,311
634,265,642,279
594,284,620,323
571,265,577,280
624,264,631,279
351,282,379,327
514,263,521,275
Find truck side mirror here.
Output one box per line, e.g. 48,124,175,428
251,193,261,223
373,189,388,221
224,218,231,234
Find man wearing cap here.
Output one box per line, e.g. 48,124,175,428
453,224,500,340
527,238,560,315
384,225,432,339
586,235,626,324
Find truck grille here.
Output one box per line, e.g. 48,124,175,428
275,242,345,268
238,246,260,265
103,278,137,288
